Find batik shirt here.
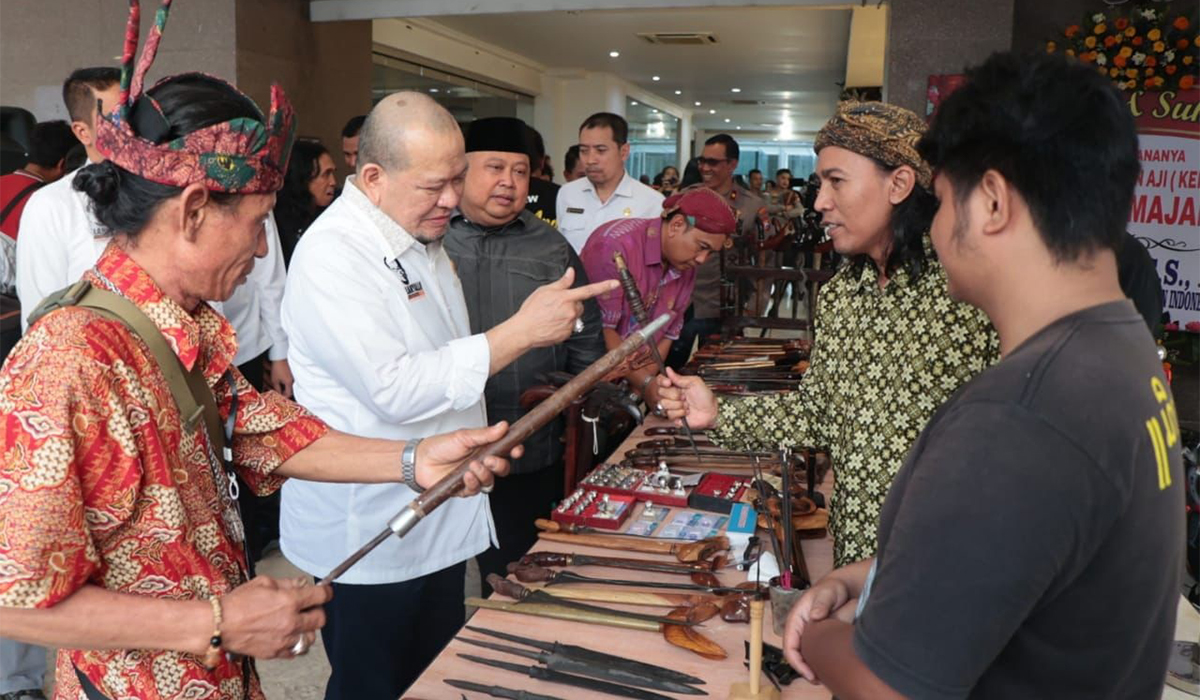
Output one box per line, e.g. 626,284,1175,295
0,243,328,700
710,252,999,566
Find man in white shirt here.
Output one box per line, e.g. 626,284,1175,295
281,92,615,700
556,112,663,253
15,67,122,330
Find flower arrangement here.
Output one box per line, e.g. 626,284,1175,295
1046,3,1199,91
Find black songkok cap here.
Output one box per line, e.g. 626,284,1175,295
465,117,535,159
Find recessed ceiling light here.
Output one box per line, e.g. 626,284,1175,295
674,90,682,95
736,125,742,130
652,75,661,81
630,100,639,106
653,109,660,113
709,109,716,114
724,118,731,123
609,50,620,58
731,88,741,93
694,101,702,106
429,88,439,93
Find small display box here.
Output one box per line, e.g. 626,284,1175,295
550,487,635,530
580,462,690,508
688,473,753,514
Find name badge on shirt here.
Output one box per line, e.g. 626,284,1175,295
385,257,425,300
566,207,585,214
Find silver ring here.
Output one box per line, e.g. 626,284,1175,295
655,402,665,417
573,317,585,334
291,637,309,656
481,483,495,494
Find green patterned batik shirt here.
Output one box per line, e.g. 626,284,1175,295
711,251,999,567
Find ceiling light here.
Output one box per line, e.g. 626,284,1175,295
724,118,730,123
674,90,682,95
736,125,742,130
694,101,702,106
630,100,638,106
730,88,741,93
709,109,716,114
609,50,620,58
652,75,661,81
652,109,659,113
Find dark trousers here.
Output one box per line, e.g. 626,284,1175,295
476,462,565,598
235,352,280,567
666,305,722,371
321,562,467,700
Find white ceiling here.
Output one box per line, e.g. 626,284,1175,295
433,6,855,138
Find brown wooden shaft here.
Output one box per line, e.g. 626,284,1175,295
406,315,669,518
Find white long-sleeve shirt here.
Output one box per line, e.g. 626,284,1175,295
279,177,495,584
15,168,108,330
222,214,288,364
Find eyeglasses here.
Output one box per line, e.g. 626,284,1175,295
697,157,730,167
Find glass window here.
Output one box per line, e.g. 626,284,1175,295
626,98,679,184
371,52,534,126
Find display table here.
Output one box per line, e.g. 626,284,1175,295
404,419,835,699
402,419,1199,700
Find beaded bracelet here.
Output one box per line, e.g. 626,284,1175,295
202,596,223,670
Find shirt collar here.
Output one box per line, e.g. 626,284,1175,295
449,207,531,235
581,171,634,200
342,176,419,258
90,243,236,373
849,235,934,293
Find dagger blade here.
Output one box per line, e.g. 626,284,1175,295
457,637,707,696
464,625,707,686
540,568,746,594
443,678,566,700
521,589,698,626
458,653,677,700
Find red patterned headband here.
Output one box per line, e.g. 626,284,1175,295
94,0,296,193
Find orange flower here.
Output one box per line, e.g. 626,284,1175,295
1154,76,1165,87
1147,28,1161,41
1126,68,1139,78
1146,56,1158,67
1094,23,1107,34
1181,75,1196,90
1046,40,1057,53
1166,64,1178,74
1119,46,1133,57
1132,36,1144,46
1126,80,1138,89
1179,38,1190,49
1114,54,1128,67
1145,67,1155,76
1125,26,1136,37
1173,17,1189,31
1153,40,1166,52
1115,17,1129,30
1085,35,1097,48
1066,48,1076,57
1104,35,1118,48
1186,55,1195,65
1110,67,1121,77
1080,51,1093,63
1065,24,1082,38
1144,78,1156,89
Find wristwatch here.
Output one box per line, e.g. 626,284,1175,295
401,438,425,493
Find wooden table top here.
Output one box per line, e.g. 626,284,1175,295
404,420,834,699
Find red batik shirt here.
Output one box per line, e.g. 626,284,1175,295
0,243,328,700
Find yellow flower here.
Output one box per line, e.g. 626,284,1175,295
1094,23,1107,34
1110,67,1120,77
1119,46,1134,58
1126,68,1139,78
1066,48,1076,56
1153,40,1165,52
1085,36,1097,48
1147,28,1161,41
1125,26,1136,37
1126,80,1138,89
1046,40,1057,53
1154,76,1165,87
1184,55,1194,65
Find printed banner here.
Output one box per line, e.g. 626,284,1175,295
1127,88,1200,328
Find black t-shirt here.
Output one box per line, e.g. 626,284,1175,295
854,300,1184,700
526,178,559,228
1117,231,1164,338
